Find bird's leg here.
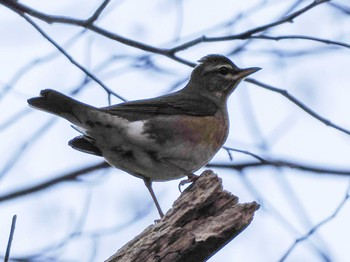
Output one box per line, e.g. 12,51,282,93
143,177,164,218
156,157,199,192
178,172,199,192
158,158,199,192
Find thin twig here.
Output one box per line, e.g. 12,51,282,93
0,161,109,202
169,0,330,53
0,29,87,102
4,215,17,262
207,160,350,176
0,0,173,57
86,0,111,24
223,146,267,162
8,198,153,262
279,182,350,261
236,85,332,261
21,14,126,101
245,78,350,136
0,120,56,181
0,0,329,66
251,34,350,49
1,158,350,204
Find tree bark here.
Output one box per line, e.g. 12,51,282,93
106,170,260,262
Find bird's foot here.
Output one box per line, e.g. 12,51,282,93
178,173,199,192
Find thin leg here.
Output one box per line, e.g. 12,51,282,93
143,177,164,218
158,158,199,192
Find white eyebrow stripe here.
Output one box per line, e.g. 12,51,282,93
203,64,233,73
211,64,233,70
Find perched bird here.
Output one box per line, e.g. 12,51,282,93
27,54,260,218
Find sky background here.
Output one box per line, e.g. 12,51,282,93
0,0,350,261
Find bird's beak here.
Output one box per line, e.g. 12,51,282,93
237,67,261,79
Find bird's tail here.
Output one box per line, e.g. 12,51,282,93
27,89,93,125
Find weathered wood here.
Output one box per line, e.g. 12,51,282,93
106,170,259,262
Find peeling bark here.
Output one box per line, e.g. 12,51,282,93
106,170,260,262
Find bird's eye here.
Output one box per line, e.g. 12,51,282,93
218,67,229,76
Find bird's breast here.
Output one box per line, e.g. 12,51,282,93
143,110,229,160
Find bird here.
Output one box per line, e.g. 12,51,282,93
27,54,260,218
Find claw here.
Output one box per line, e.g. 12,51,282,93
178,174,199,192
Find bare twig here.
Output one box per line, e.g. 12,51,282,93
0,161,109,202
251,34,350,49
86,0,111,24
279,182,350,261
223,146,267,162
21,14,126,101
207,160,350,176
0,120,56,181
4,215,17,262
236,86,332,261
0,0,183,62
266,46,335,58
9,197,153,262
0,0,329,66
169,0,330,53
1,157,350,204
0,30,87,102
245,78,350,136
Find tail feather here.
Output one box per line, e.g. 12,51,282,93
27,89,91,125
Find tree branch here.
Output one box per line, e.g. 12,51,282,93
251,34,350,49
0,0,175,58
106,170,259,262
85,0,111,24
0,0,330,66
21,14,126,101
207,160,350,176
1,155,350,204
0,161,109,202
245,78,350,136
168,0,330,52
4,215,17,262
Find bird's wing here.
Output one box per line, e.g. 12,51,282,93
99,93,218,121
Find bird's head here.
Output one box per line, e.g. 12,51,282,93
186,54,261,103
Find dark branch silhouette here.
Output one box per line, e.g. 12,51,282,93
245,78,350,136
22,14,126,101
0,0,331,66
4,215,17,262
0,161,109,202
251,34,350,49
1,155,350,204
207,160,350,176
